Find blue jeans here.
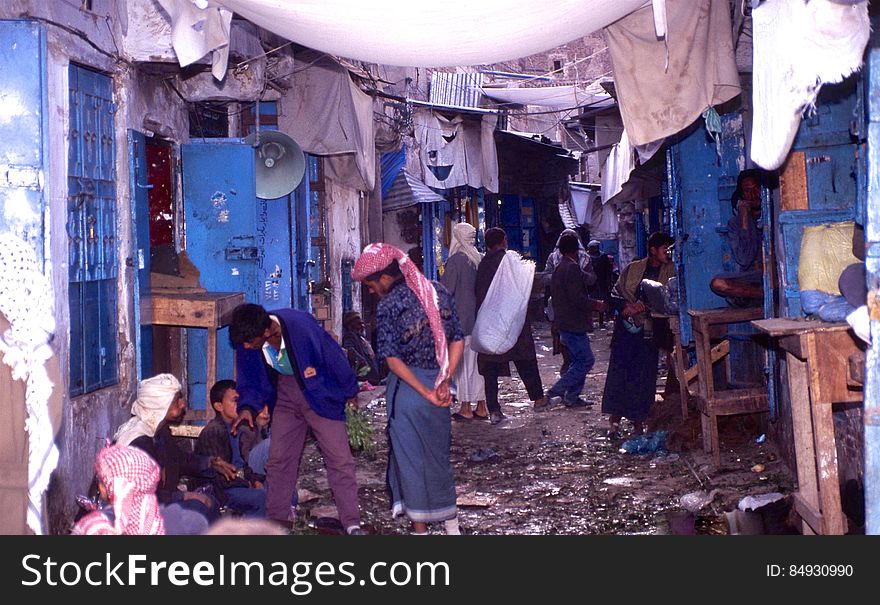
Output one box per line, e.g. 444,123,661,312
223,487,267,518
161,502,210,535
248,437,271,476
548,331,595,403
247,436,297,507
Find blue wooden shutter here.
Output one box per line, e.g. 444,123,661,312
68,64,118,396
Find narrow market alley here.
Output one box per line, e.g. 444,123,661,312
293,321,795,535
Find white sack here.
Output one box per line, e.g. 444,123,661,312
471,251,535,355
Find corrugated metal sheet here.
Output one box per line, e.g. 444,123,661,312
558,201,577,230
430,72,484,108
383,170,445,212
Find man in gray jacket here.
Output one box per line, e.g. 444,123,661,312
545,233,598,408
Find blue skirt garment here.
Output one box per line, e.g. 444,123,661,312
386,367,457,523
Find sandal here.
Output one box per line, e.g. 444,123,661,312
472,412,490,420
606,423,621,441
451,412,473,422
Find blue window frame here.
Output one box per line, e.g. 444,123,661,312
68,64,118,396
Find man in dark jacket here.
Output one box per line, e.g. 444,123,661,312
229,304,363,534
546,234,598,408
195,380,267,517
475,227,548,425
587,239,614,329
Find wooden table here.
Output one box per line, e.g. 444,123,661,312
689,307,768,464
752,318,864,535
141,291,245,414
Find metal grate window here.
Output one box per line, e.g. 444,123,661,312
68,64,118,396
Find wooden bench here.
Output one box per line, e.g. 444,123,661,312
667,313,731,420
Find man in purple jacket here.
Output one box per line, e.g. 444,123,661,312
229,303,363,534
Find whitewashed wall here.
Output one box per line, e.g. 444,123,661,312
324,180,363,339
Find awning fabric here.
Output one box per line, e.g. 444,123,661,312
383,170,445,212
413,110,499,193
603,0,741,148
276,51,376,191
159,0,648,68
480,86,614,110
381,148,407,198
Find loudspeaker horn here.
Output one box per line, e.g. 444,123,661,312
245,131,306,199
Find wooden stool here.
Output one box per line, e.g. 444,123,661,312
688,308,768,464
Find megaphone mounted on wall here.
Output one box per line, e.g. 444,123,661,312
245,131,306,199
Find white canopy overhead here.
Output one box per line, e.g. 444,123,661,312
480,86,614,110
164,0,649,68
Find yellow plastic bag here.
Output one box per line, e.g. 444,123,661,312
798,221,859,294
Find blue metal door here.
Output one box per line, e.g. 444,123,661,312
499,195,538,260
0,20,48,260
668,115,746,343
182,142,259,409
292,175,312,311
129,130,152,380
257,195,293,309
864,27,880,537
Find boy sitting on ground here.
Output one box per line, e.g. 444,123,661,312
195,380,267,518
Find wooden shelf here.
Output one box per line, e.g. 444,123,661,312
141,291,245,414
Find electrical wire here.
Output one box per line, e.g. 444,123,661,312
234,41,294,69
31,15,131,67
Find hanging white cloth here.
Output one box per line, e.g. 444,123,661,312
750,0,870,170
0,234,60,534
601,129,636,204
155,0,233,80
480,86,614,110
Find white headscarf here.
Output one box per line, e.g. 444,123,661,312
448,222,482,268
114,374,182,446
546,229,589,273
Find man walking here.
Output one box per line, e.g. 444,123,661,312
475,227,548,425
228,303,364,534
545,234,597,408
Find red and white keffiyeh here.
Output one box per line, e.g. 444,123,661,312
352,243,449,387
72,445,165,536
